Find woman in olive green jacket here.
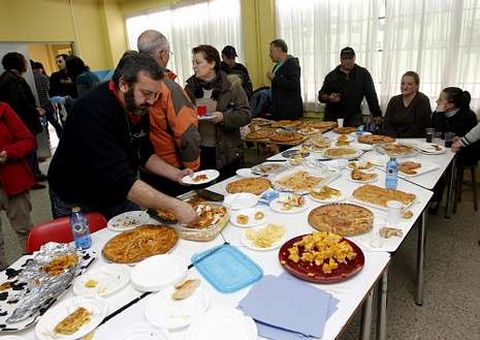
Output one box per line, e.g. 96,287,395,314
185,44,251,179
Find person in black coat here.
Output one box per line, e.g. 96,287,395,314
318,47,382,127
429,87,478,213
266,39,303,121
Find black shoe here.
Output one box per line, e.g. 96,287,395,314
32,183,46,190
428,202,439,215
35,174,48,182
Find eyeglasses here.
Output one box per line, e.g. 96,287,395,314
139,88,159,101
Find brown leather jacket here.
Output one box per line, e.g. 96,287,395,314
185,72,251,169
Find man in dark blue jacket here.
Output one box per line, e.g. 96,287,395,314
267,39,303,121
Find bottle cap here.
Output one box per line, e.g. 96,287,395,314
71,206,81,213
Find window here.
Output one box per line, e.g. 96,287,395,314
277,0,480,114
125,0,242,85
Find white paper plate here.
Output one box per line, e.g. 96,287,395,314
229,207,271,228
347,172,379,183
145,286,209,330
398,159,440,177
269,197,309,214
350,142,374,151
107,211,150,232
198,115,215,121
240,227,286,251
73,264,129,297
409,142,446,155
323,147,363,159
235,168,259,178
347,160,376,171
364,154,389,166
131,254,188,292
115,322,170,340
185,308,257,340
336,135,354,142
35,297,107,340
224,193,259,210
182,170,219,185
350,131,372,137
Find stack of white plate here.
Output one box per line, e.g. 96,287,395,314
185,308,257,340
130,254,188,292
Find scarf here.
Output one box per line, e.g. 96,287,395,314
191,73,222,101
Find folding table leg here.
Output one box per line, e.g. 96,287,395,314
415,210,427,305
444,157,456,218
360,288,374,340
376,269,388,340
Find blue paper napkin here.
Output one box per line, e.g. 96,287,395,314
238,274,339,339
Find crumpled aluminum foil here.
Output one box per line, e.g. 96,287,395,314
7,242,83,323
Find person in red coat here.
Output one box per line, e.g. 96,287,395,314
0,101,36,269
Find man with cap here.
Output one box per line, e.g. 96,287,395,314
318,47,382,127
220,45,253,98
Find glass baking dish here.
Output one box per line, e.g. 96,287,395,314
172,201,229,242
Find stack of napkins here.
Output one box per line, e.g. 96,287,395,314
238,274,339,339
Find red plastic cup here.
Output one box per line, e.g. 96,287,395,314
197,105,207,117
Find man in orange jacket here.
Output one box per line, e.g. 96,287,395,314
137,30,201,196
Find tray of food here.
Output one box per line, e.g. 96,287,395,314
268,132,307,145
251,162,288,176
301,136,331,152
309,185,345,204
151,202,229,242
245,128,275,142
374,143,416,158
323,147,363,159
398,159,440,177
103,225,178,263
406,142,446,155
270,120,302,128
357,135,395,145
333,127,357,134
308,203,374,236
347,169,379,183
271,166,337,194
0,243,96,333
351,184,417,211
226,177,272,195
279,232,364,283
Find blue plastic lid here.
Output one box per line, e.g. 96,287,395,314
191,244,263,293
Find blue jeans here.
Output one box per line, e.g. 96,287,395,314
49,189,140,220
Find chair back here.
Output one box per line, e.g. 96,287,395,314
26,212,107,253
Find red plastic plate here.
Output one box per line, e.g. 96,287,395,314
278,234,365,283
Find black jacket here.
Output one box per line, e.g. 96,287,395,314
431,108,479,166
430,108,477,137
48,82,153,208
0,70,42,134
318,64,381,126
50,70,77,98
270,56,303,120
220,61,253,98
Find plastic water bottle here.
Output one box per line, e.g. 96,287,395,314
356,125,364,136
70,207,92,249
385,157,398,190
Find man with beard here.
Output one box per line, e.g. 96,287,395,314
48,51,198,225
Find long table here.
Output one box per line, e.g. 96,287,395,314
267,133,456,307
9,134,454,340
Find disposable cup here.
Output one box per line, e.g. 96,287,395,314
386,200,404,225
337,118,344,128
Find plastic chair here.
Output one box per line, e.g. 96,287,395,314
26,212,107,253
